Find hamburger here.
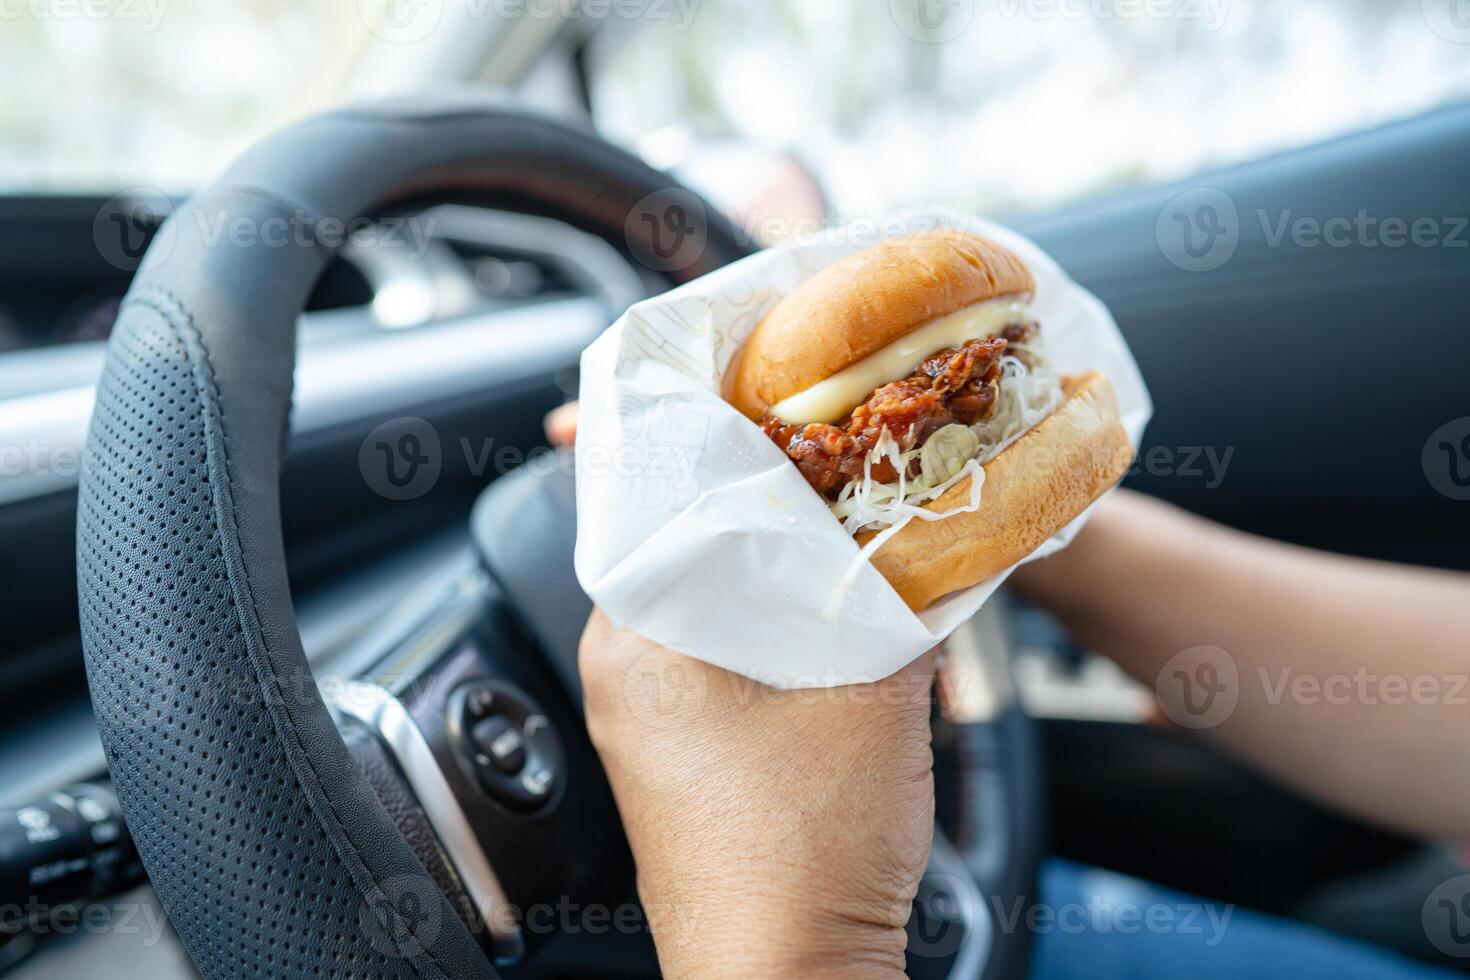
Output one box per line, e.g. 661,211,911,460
724,229,1133,611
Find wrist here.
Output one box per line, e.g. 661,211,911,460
652,901,907,979
1012,489,1191,619
640,860,910,978
1009,491,1130,615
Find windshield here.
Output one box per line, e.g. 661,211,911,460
4,0,1469,213
0,1,368,192
589,0,1470,218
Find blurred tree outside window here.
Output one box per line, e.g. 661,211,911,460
589,0,1470,220
0,0,366,191
2,0,1467,219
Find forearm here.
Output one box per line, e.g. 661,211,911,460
1014,490,1470,838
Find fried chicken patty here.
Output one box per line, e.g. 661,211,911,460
759,323,1038,498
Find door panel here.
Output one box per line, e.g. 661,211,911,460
1017,102,1470,568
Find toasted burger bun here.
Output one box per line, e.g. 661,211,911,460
725,229,1034,419
860,371,1133,611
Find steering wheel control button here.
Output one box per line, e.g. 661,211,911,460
471,715,527,775
519,767,553,799
0,784,141,917
1,798,88,909
451,681,565,812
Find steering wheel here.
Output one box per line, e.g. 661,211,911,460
75,95,1041,979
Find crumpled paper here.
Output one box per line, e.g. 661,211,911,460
574,211,1151,689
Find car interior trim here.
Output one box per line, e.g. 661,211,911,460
328,679,523,963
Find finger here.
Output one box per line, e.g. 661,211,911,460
545,401,579,448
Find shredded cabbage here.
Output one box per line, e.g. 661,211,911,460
831,342,1062,537
823,342,1062,618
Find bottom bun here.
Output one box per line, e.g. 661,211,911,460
860,371,1133,612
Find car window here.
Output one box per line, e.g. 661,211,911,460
0,1,366,192
588,0,1470,221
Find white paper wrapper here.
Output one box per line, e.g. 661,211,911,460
574,211,1151,689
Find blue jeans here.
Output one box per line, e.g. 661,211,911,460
1029,860,1458,980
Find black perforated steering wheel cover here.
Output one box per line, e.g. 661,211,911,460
76,96,748,980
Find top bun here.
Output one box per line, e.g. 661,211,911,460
725,229,1035,419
